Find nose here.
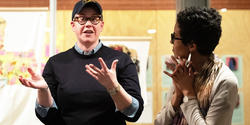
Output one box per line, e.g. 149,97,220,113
85,20,92,27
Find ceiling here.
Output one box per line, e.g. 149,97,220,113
0,0,250,10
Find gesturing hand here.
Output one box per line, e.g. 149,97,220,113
165,55,178,71
164,56,195,96
19,68,48,90
85,58,119,89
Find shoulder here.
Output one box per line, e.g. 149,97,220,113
216,62,238,87
211,61,238,97
48,47,75,62
100,45,132,63
101,45,130,57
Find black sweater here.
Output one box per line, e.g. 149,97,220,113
36,45,144,125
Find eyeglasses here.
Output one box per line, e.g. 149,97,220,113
171,33,183,44
73,15,102,25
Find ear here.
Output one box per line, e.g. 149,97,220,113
188,41,197,52
100,21,104,32
71,21,76,32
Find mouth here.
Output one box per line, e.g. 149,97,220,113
83,30,94,34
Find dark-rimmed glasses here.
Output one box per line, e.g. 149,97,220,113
73,15,102,25
171,33,183,44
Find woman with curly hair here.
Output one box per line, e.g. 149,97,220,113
155,7,239,125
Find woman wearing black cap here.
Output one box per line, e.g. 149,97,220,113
19,0,144,125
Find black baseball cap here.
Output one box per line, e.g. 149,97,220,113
72,0,103,20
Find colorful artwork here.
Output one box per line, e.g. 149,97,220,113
109,44,140,73
226,57,238,71
0,11,47,85
221,55,243,88
0,51,38,85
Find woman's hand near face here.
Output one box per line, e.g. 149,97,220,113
164,56,183,108
165,55,177,71
164,56,183,96
164,56,196,96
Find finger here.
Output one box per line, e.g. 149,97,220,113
182,60,189,73
171,56,179,66
86,69,99,80
188,67,198,77
19,76,29,87
98,58,109,72
183,66,188,73
188,67,193,76
163,70,173,77
19,76,38,89
177,56,184,65
165,61,176,71
165,56,174,66
89,64,102,74
85,65,98,75
18,76,25,85
177,56,182,64
187,61,192,72
178,59,188,73
180,58,186,66
21,78,32,87
187,61,197,76
111,59,118,71
27,67,36,76
175,65,184,73
27,81,37,88
187,61,193,69
24,79,33,87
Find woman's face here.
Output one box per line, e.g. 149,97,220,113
71,7,104,46
171,23,190,59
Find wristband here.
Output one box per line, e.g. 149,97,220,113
183,96,196,103
107,85,120,96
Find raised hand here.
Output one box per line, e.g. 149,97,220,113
164,56,195,96
85,58,119,89
164,55,179,71
164,55,182,95
19,68,48,90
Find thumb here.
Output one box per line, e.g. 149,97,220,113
111,59,118,71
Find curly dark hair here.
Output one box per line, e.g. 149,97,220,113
177,7,222,55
